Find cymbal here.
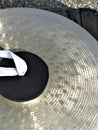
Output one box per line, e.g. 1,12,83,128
60,0,98,11
0,8,98,130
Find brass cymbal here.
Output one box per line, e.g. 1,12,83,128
0,8,98,130
60,0,98,11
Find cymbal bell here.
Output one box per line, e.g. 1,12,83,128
0,8,98,130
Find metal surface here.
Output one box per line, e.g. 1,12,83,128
59,0,98,11
0,8,98,130
0,0,98,11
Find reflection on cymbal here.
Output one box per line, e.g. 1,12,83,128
0,8,98,130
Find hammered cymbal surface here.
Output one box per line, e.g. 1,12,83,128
0,8,98,130
59,0,98,11
0,0,98,11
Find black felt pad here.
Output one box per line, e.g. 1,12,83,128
0,51,49,102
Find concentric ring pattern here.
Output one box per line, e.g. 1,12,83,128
0,8,98,130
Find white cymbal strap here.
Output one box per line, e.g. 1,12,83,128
0,50,28,76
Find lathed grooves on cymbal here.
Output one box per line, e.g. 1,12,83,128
0,8,98,130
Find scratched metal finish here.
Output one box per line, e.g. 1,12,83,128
0,0,98,11
59,0,98,11
0,8,98,130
